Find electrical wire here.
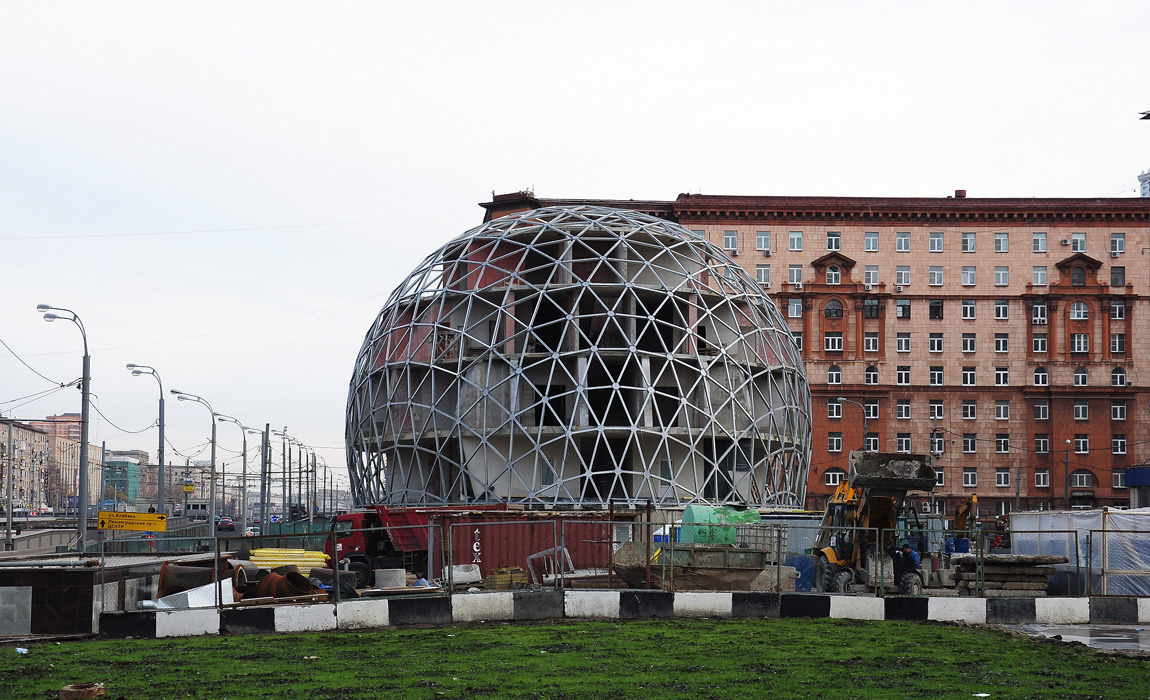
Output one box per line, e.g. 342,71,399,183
0,335,66,385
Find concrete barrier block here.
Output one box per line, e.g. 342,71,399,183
928,598,986,624
513,590,564,620
275,603,336,633
157,608,219,637
337,599,390,629
1035,598,1089,625
1089,597,1139,625
779,594,830,618
0,586,32,636
673,592,732,618
1139,598,1150,624
884,597,929,621
389,596,452,626
564,590,620,619
731,592,780,618
830,596,884,620
620,591,673,619
452,591,514,622
986,598,1036,625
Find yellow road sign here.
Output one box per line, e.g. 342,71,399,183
183,484,195,493
97,510,168,532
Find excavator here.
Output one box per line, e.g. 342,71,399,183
813,451,937,595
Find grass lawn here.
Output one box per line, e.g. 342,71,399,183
2,618,1147,699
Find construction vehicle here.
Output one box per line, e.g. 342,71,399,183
813,451,936,595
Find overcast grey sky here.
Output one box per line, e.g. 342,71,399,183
2,2,1147,492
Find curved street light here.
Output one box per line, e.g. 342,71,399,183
171,389,218,535
37,304,91,552
836,397,868,452
217,414,256,532
126,364,165,516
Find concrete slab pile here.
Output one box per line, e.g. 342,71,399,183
951,553,1069,598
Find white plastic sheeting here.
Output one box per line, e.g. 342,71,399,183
1011,509,1150,596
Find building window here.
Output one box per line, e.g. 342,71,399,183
1035,434,1049,454
994,333,1009,353
963,468,977,487
962,266,976,286
897,366,910,385
792,332,803,350
929,231,944,252
995,367,1009,386
723,231,738,253
789,265,803,285
1114,471,1126,489
864,401,879,420
896,266,910,285
1112,401,1127,420
929,333,944,353
994,266,1009,286
864,265,879,285
827,365,842,384
1071,333,1090,354
756,265,771,285
756,231,771,251
1032,232,1047,252
1111,232,1125,254
896,299,911,319
962,300,976,320
828,400,842,419
897,400,911,419
929,400,944,420
865,231,878,252
865,366,879,384
1111,301,1125,320
1034,401,1049,420
824,332,844,352
995,400,1010,420
996,434,1010,453
824,468,846,486
1073,366,1088,386
789,231,803,251
962,400,976,419
826,266,841,285
1112,367,1126,386
1111,266,1125,287
962,333,976,353
825,299,844,318
1033,266,1047,286
1071,232,1085,252
828,432,843,452
934,470,945,488
995,232,1009,252
996,468,1011,488
1071,468,1091,486
1071,267,1086,286
1033,334,1047,353
1073,401,1089,420
1033,367,1048,386
1070,301,1089,320
864,433,879,451
827,231,841,251
994,300,1009,320
896,232,910,252
929,366,943,385
1074,435,1089,454
962,366,976,386
896,333,910,352
1113,435,1127,455
1032,303,1047,323
789,298,803,318
1111,334,1127,355
863,299,879,319
1035,469,1050,488
929,300,944,319
897,434,912,453
864,333,879,352
962,232,976,252
963,434,977,453
931,432,944,455
929,266,944,286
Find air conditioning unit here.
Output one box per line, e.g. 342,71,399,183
763,282,771,289
863,283,873,291
1061,239,1070,246
1111,251,1120,258
1032,318,1040,325
764,250,771,257
793,282,803,290
1038,318,1047,324
895,285,904,292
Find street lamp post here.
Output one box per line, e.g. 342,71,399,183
171,390,218,535
37,304,91,553
217,414,256,533
836,397,868,451
1064,438,1072,510
126,364,165,516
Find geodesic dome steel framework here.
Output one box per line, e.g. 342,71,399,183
346,205,811,509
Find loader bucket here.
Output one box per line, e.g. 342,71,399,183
848,451,936,495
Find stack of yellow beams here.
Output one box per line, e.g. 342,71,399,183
249,548,330,570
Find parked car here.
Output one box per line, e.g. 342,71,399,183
244,526,261,536
216,517,235,532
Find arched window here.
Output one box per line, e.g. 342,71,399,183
1071,267,1086,286
1070,301,1089,320
826,265,841,285
1073,367,1088,386
828,365,842,384
824,299,844,318
824,468,846,486
1033,367,1048,386
1112,367,1126,387
865,366,878,384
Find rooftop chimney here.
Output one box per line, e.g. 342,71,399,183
955,189,967,198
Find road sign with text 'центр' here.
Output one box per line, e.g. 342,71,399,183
97,511,169,532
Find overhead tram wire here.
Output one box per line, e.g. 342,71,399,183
0,335,67,385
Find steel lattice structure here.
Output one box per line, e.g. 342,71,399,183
346,205,811,509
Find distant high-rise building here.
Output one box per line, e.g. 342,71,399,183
1139,170,1149,198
